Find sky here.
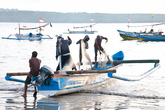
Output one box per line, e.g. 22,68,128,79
0,0,165,14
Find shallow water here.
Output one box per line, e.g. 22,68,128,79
1,22,165,109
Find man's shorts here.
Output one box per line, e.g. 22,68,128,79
94,47,103,52
25,75,32,84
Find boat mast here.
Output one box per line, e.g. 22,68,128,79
19,23,20,35
39,21,41,34
128,18,130,32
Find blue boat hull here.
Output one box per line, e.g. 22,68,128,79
37,51,124,96
5,50,161,97
38,69,118,96
138,35,165,41
117,30,163,40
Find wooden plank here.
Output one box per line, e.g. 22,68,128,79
7,72,30,76
64,69,116,74
6,69,116,76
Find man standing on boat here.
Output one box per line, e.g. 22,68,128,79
22,51,41,98
76,35,94,70
56,35,77,71
94,35,113,67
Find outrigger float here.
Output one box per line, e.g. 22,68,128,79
5,51,160,97
2,23,53,41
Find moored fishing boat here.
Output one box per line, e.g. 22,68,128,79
64,22,98,34
2,22,53,41
117,20,164,40
117,30,163,40
5,51,160,97
117,30,138,40
64,30,97,34
137,34,165,41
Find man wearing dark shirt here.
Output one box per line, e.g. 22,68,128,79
56,36,77,71
22,51,41,97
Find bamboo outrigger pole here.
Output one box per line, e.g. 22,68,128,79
6,69,116,76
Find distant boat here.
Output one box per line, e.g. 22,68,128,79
117,18,164,40
64,30,97,34
2,23,53,41
64,23,97,34
117,30,138,40
117,30,163,40
138,34,165,41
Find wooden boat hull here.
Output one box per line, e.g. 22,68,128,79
117,30,163,40
138,35,165,41
38,67,118,96
37,50,124,96
117,30,138,40
120,34,137,40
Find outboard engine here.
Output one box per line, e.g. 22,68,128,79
34,65,54,87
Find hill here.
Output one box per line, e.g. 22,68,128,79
0,9,165,23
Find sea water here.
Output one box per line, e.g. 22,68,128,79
0,22,165,109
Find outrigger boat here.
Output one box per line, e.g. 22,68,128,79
117,22,164,40
2,23,53,41
138,34,165,41
117,30,163,40
5,51,160,97
63,23,97,34
117,30,138,40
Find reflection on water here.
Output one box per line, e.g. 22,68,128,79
2,91,165,110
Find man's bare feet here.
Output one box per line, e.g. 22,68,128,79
21,94,26,98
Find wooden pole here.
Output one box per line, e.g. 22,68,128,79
19,23,20,35
55,69,116,74
6,69,116,76
89,59,159,65
7,72,30,76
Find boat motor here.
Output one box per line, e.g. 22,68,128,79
34,65,54,87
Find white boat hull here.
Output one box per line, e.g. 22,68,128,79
15,34,42,40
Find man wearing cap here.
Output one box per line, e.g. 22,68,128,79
94,35,110,66
22,51,41,98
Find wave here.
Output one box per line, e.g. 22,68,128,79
1,84,165,99
2,77,165,99
80,90,165,99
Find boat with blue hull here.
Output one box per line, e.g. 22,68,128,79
117,30,163,40
5,51,160,97
138,34,165,41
